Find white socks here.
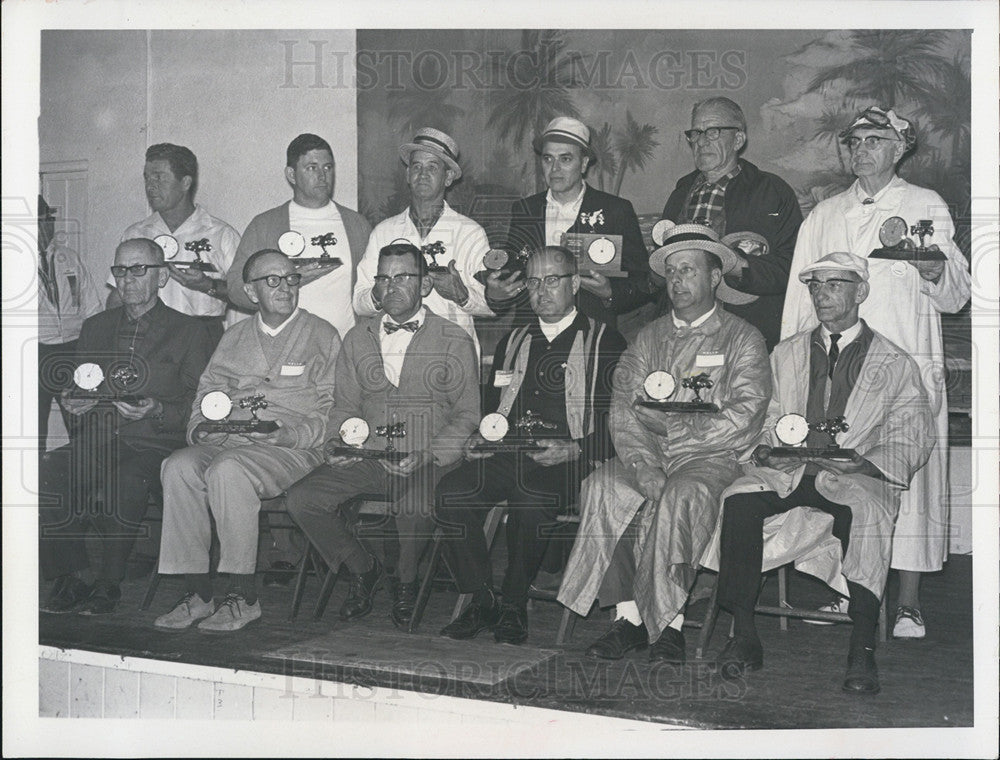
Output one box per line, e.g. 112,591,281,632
614,600,642,626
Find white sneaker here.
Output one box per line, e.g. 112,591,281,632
154,592,215,630
197,593,261,632
892,605,926,639
803,595,849,625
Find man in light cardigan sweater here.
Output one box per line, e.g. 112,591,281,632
285,242,480,628
155,249,341,633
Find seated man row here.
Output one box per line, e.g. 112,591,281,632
41,232,932,698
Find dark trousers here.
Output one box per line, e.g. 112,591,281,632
38,340,78,450
717,475,880,646
434,452,581,608
39,434,164,582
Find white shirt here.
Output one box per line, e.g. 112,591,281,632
117,204,240,318
819,319,862,351
672,304,717,329
538,308,578,342
39,241,103,344
287,201,353,339
257,307,301,337
353,201,491,355
379,307,426,387
544,183,587,246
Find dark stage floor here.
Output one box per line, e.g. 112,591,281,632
39,552,974,729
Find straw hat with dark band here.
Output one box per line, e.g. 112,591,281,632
649,222,757,305
399,127,462,179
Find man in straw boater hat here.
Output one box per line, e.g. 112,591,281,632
782,106,971,639
557,222,770,663
353,127,493,357
484,116,654,334
706,251,933,694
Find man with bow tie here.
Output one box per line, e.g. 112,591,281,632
558,223,770,664
284,242,480,628
782,107,971,640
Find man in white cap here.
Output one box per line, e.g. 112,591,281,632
659,98,803,351
352,127,493,355
485,116,652,332
712,251,934,694
783,106,971,638
558,223,770,663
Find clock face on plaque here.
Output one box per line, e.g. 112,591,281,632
878,217,908,248
479,412,510,442
340,417,370,447
775,413,809,446
153,234,180,260
651,219,676,247
200,390,233,421
483,250,509,271
588,238,616,265
278,231,307,258
642,370,676,401
73,362,104,391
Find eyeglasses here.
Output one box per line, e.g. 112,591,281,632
110,264,166,278
249,273,303,288
805,277,857,294
525,273,574,291
373,273,421,287
846,135,900,151
684,127,741,144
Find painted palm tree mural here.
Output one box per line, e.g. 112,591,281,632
388,88,465,136
588,122,618,192
611,110,659,196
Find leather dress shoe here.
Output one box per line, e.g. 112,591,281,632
263,560,297,588
440,593,501,640
41,575,94,614
339,555,384,620
717,635,764,675
649,627,686,663
585,619,648,660
493,603,528,645
78,580,122,616
390,580,419,629
842,645,880,694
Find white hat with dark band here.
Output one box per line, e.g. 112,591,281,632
399,127,462,179
532,116,594,160
649,221,756,305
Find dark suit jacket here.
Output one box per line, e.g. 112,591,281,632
659,159,803,350
491,185,651,327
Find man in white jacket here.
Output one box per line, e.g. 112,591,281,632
717,252,934,694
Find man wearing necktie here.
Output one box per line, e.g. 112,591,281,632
284,242,480,627
710,251,934,694
782,107,971,639
558,223,770,663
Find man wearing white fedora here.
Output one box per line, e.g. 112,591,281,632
558,223,770,663
353,127,493,357
485,116,652,332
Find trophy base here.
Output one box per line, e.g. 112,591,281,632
634,399,720,413
769,447,856,462
201,420,280,434
426,265,449,273
70,391,143,405
171,261,218,272
869,247,946,262
473,441,542,453
326,446,406,462
292,258,343,267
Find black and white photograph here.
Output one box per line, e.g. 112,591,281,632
3,0,997,756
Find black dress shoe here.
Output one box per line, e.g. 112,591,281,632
842,645,880,694
649,627,686,663
585,619,648,660
263,560,297,588
78,581,122,616
390,581,418,629
716,635,763,674
440,594,501,640
339,555,384,620
41,575,94,614
493,603,528,645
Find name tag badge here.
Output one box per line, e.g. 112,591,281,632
280,363,306,377
494,370,514,387
696,353,725,368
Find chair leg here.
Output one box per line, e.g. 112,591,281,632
289,545,314,621
777,565,789,632
695,581,721,659
408,530,443,634
313,564,339,620
556,604,582,646
140,572,161,610
451,505,506,623
878,593,888,643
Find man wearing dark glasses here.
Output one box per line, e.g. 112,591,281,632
154,248,342,632
40,237,213,615
659,97,803,351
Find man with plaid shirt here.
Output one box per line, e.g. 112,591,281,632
658,97,803,351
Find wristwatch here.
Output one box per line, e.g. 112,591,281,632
206,282,219,299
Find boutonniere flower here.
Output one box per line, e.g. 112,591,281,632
579,210,605,230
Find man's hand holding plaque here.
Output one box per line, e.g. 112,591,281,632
767,413,856,461
476,248,529,291
633,370,720,413
471,411,556,455
64,362,144,410
153,235,218,273
195,390,280,437
324,417,406,462
277,231,343,286
869,216,947,264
